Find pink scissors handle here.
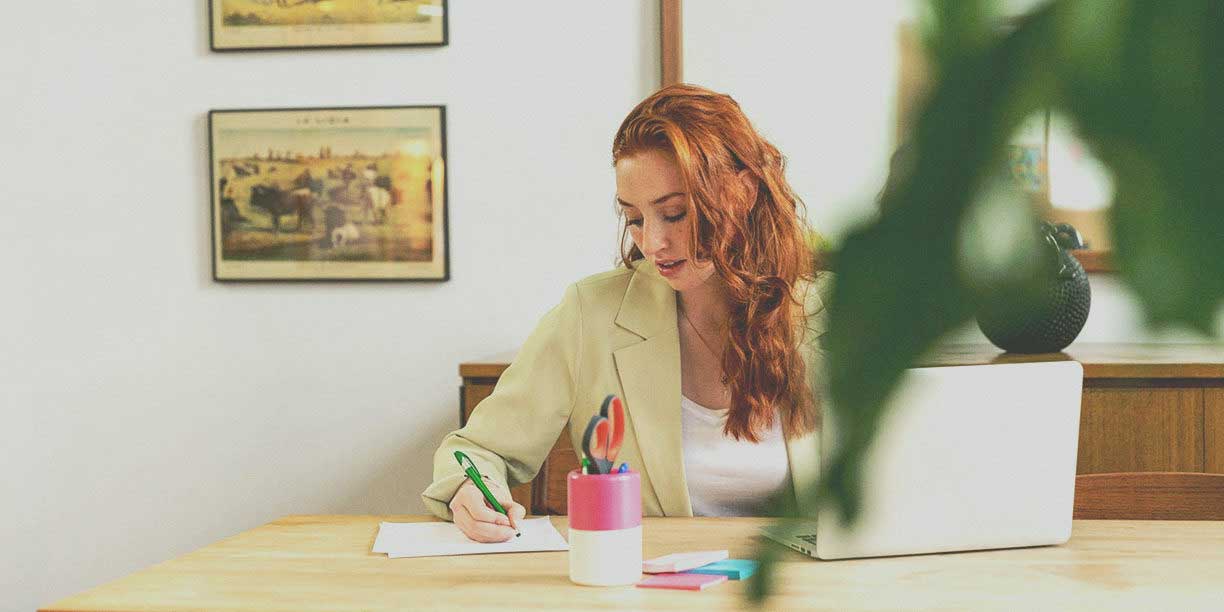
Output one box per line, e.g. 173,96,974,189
582,415,613,474
605,396,625,465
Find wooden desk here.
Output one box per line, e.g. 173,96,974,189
461,343,1224,513
42,516,1224,611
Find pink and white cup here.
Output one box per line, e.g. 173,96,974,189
567,469,642,586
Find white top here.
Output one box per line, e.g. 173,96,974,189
680,395,791,517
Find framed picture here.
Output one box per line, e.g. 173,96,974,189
894,22,1114,271
209,105,448,281
210,0,447,51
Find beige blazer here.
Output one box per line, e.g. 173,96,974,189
421,260,833,519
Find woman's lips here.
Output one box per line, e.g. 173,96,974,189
656,259,687,277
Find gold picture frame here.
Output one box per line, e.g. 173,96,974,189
209,105,448,281
210,0,447,51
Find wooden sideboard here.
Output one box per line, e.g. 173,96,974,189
460,343,1224,514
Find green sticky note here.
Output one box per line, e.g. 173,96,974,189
681,559,759,580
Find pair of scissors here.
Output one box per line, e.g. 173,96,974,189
581,394,625,475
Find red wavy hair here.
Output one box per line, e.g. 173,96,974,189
612,84,817,442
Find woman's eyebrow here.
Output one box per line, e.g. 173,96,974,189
616,192,686,208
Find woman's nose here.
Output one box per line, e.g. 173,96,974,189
639,220,669,256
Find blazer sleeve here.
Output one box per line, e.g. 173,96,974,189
420,283,583,520
803,271,835,410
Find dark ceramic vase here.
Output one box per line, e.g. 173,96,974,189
976,223,1092,353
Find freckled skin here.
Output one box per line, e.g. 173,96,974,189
614,150,717,293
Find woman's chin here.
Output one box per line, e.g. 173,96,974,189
655,260,716,293
662,274,701,293
663,278,686,291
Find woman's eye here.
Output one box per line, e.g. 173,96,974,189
664,212,687,223
626,217,643,227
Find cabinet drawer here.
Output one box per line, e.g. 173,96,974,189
1078,385,1203,474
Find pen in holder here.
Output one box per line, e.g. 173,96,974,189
567,469,642,586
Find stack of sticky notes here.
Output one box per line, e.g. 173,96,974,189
680,559,759,580
637,550,761,591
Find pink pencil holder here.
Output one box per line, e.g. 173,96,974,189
567,469,642,586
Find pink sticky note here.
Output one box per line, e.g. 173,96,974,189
636,573,728,591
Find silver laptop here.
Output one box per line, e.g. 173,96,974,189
762,361,1083,560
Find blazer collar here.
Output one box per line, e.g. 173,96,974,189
612,260,691,515
613,259,672,339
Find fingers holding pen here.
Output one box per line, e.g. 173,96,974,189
450,478,522,542
450,452,524,540
452,488,516,542
458,504,518,543
485,483,525,536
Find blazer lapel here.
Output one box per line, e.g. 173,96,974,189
612,262,691,516
785,429,821,514
785,272,832,515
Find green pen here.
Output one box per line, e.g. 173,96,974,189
580,457,591,474
453,451,520,537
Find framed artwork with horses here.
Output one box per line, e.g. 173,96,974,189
210,0,447,51
209,105,448,281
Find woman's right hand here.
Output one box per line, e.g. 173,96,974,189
449,477,526,543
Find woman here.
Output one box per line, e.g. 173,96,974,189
422,84,832,542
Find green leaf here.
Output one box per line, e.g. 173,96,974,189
819,3,1060,524
749,0,1222,603
1056,0,1224,332
745,533,782,605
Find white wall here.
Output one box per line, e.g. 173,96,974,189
686,2,900,243
684,1,1221,343
1,2,658,610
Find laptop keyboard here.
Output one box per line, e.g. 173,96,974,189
796,534,818,545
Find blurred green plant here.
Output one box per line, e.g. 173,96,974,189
751,0,1221,602
806,229,829,271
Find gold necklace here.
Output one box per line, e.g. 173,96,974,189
680,304,724,361
680,305,733,391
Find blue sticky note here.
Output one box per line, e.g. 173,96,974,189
681,559,759,580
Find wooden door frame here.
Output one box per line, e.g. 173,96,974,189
661,0,682,86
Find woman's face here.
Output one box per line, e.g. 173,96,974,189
615,149,718,293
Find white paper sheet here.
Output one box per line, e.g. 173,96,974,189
372,517,570,558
